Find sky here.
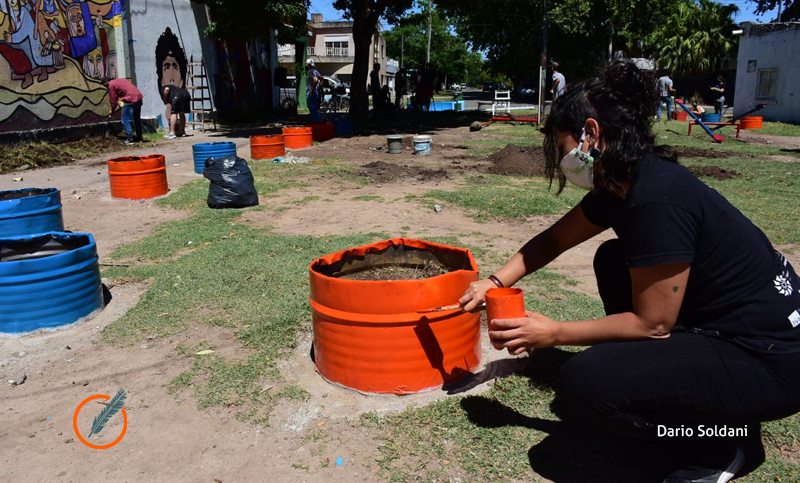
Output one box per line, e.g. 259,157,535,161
307,0,783,27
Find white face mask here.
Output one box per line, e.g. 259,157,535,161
559,128,600,190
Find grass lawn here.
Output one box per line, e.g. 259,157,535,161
101,118,800,481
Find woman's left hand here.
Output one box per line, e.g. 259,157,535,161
489,311,560,355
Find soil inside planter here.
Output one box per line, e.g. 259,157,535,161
0,233,88,262
313,244,470,281
339,259,449,281
0,188,52,200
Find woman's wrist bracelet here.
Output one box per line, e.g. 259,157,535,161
488,275,504,288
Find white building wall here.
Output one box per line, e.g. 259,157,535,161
734,23,800,123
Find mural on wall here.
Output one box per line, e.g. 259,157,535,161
0,0,128,131
155,27,186,89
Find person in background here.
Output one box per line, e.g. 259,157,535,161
656,70,676,122
101,76,144,145
395,65,408,110
161,84,191,139
551,62,566,100
370,62,382,119
459,61,800,483
305,58,322,123
416,62,437,111
711,75,726,117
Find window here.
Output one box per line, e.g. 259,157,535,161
756,68,778,99
324,39,349,57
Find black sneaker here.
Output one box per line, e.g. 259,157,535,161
662,446,744,483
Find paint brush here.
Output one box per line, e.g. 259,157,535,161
418,303,485,313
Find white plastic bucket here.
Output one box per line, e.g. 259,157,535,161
412,135,432,156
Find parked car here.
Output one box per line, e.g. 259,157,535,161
482,82,496,92
323,76,350,95
278,75,298,112
512,81,538,102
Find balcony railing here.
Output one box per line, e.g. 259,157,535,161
325,47,349,57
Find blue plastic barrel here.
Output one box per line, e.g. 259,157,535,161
332,118,353,136
0,187,64,237
701,113,721,123
192,142,237,174
0,232,103,333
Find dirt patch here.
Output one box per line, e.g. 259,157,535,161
356,160,450,184
675,147,732,159
688,165,741,180
485,144,548,177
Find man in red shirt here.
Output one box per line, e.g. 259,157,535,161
101,76,145,145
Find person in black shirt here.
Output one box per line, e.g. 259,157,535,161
459,62,800,483
162,84,191,139
711,75,726,117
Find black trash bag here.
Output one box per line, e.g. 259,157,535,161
203,155,259,209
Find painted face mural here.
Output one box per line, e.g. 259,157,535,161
106,51,117,78
66,3,84,37
83,48,103,79
161,55,180,87
155,27,187,89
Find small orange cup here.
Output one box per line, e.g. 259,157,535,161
485,287,525,350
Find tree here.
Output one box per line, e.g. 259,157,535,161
332,0,415,119
383,2,484,87
747,0,799,21
192,0,309,44
647,0,739,75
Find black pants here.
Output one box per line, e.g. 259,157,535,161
559,239,800,454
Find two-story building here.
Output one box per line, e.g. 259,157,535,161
279,13,389,89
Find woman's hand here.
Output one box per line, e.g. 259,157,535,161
489,311,560,355
459,279,497,312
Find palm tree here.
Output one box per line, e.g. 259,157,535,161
648,0,738,75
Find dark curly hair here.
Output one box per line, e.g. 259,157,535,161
543,61,677,195
155,27,187,88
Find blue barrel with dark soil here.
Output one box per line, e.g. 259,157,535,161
701,113,721,123
192,142,237,174
0,187,64,237
0,232,103,333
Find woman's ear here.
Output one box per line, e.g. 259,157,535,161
583,118,602,149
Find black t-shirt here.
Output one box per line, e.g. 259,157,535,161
581,154,800,353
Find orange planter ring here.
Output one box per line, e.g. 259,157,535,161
310,122,335,142
250,134,285,159
107,154,168,200
672,111,688,122
740,116,763,130
309,238,481,394
282,126,313,149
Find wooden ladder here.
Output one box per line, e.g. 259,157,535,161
187,55,216,132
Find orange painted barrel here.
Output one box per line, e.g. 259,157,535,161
309,238,481,394
741,116,763,130
310,122,335,142
107,154,168,200
250,134,285,159
673,111,688,122
282,126,313,149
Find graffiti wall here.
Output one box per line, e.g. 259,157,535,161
0,0,128,132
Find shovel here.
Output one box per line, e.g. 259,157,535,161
103,115,112,138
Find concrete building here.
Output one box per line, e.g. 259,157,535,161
734,22,800,123
278,13,391,88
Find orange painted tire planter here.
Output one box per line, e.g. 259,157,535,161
282,126,313,149
107,154,168,200
672,111,688,122
309,238,481,394
250,134,285,159
310,122,335,142
741,116,763,130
